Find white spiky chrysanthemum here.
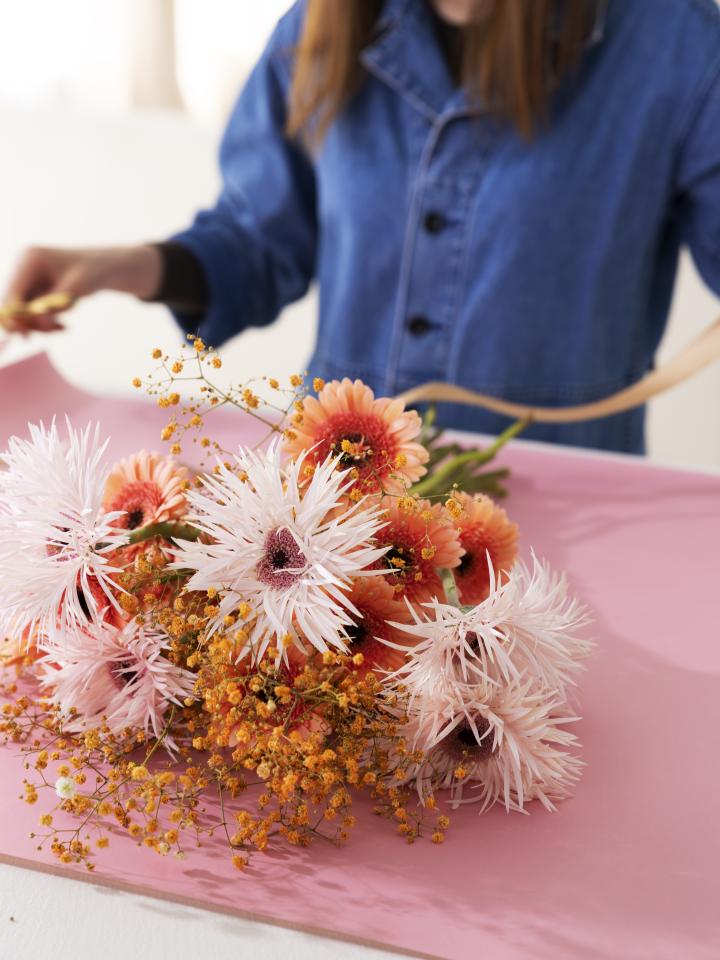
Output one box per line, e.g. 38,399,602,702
0,421,127,646
172,442,388,662
404,679,584,813
389,553,592,702
40,619,197,745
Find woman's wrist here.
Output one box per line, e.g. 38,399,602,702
100,245,163,300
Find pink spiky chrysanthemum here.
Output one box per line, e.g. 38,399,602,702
389,553,592,700
383,552,592,813
172,441,389,663
40,619,197,746
403,678,584,813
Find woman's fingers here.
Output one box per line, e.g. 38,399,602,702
4,247,56,304
20,313,66,334
2,249,80,335
0,292,73,335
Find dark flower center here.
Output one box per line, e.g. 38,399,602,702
346,620,369,648
256,528,307,589
112,658,140,689
458,551,475,575
126,507,146,530
450,717,495,762
78,589,91,620
383,544,417,581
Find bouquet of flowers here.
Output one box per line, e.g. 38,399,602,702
0,339,591,870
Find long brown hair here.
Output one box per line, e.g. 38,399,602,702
288,0,597,142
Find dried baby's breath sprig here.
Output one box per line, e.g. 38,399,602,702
134,339,309,466
1,641,448,869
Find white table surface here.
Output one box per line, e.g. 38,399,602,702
0,862,415,960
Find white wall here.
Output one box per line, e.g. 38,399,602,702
0,1,293,119
0,105,316,393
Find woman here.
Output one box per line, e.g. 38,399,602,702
5,0,720,452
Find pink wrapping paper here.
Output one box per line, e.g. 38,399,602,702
1,353,719,960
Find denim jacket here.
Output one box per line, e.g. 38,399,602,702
171,0,720,452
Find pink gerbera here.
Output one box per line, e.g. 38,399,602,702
103,451,188,532
284,379,428,495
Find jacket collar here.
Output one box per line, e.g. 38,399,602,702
363,0,455,120
362,0,610,121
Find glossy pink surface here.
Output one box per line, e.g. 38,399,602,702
1,354,718,960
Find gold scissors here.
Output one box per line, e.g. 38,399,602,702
0,292,75,331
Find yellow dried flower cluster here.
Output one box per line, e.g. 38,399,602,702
1,621,447,870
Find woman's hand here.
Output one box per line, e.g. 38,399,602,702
2,245,163,334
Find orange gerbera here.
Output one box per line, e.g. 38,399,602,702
375,498,464,606
103,451,188,532
451,492,519,606
284,378,428,495
343,576,414,675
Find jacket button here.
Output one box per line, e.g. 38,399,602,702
407,315,432,335
423,211,446,234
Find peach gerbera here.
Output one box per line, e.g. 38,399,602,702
342,576,414,675
375,498,464,606
284,379,428,495
103,451,188,532
451,492,519,606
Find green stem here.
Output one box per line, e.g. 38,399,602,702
126,521,202,546
441,568,461,608
411,416,531,499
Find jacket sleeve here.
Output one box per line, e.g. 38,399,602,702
168,2,317,347
676,53,720,297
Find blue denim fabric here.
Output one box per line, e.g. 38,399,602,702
171,0,720,453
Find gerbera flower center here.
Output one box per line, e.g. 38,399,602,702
347,619,370,648
345,609,394,672
458,551,475,574
316,413,395,490
109,481,165,530
384,544,416,575
331,432,374,466
256,528,307,589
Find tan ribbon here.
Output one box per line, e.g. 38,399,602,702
0,292,75,331
1,295,717,424
397,316,720,424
